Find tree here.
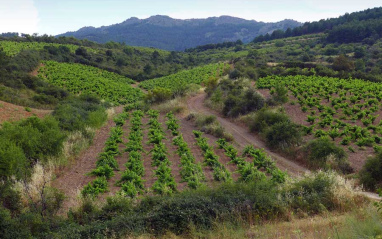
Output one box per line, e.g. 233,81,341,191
143,64,153,75
332,55,354,71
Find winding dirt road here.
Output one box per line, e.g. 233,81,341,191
187,93,308,176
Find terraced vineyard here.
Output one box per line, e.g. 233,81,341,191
0,40,97,56
139,63,229,91
38,61,143,105
257,75,382,153
82,109,285,198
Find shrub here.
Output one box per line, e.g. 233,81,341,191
265,120,302,149
53,96,107,131
303,138,352,173
0,140,27,179
271,83,288,104
87,109,108,128
0,116,65,162
359,153,382,190
145,87,173,104
223,89,264,117
249,109,290,133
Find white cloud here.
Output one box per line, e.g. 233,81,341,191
0,0,39,34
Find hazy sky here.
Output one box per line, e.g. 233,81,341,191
0,0,380,35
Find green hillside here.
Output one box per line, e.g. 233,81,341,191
38,61,142,105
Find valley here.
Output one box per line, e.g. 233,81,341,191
1,6,382,239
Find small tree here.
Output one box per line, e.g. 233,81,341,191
272,83,288,104
333,55,354,71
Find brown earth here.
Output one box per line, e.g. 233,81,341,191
0,100,52,124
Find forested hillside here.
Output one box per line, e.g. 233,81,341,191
253,7,382,45
58,15,301,51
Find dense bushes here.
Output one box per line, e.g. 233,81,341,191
359,153,382,190
207,79,265,117
223,88,265,117
53,94,108,132
303,137,352,173
247,109,302,149
265,120,302,149
144,87,172,104
249,109,290,133
0,116,65,177
43,171,362,238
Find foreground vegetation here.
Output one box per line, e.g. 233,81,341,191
0,171,368,238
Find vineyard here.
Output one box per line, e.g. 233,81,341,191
81,109,285,198
38,61,143,105
139,63,229,91
0,40,97,56
257,75,382,154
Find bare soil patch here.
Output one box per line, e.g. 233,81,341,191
0,100,51,124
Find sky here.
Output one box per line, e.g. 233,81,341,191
0,0,381,35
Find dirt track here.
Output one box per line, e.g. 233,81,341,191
187,93,308,176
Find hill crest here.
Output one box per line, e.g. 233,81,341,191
58,15,301,51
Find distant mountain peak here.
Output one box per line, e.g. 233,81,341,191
58,15,302,51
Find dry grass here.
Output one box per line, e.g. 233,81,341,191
62,127,95,159
15,163,54,207
106,107,116,119
154,97,189,116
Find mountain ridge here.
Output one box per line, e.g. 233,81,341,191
58,15,301,51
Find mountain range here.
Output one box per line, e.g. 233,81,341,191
58,15,301,51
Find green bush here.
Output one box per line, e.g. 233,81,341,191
359,153,382,190
284,171,335,213
271,83,289,104
265,120,302,149
223,89,264,117
249,109,290,133
53,95,107,132
145,87,173,104
0,116,65,163
303,137,351,173
0,141,27,179
87,109,108,128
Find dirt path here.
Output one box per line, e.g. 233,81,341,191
52,106,123,211
187,93,308,176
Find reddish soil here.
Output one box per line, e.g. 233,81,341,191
52,106,123,211
0,100,51,124
30,63,44,77
187,93,308,176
